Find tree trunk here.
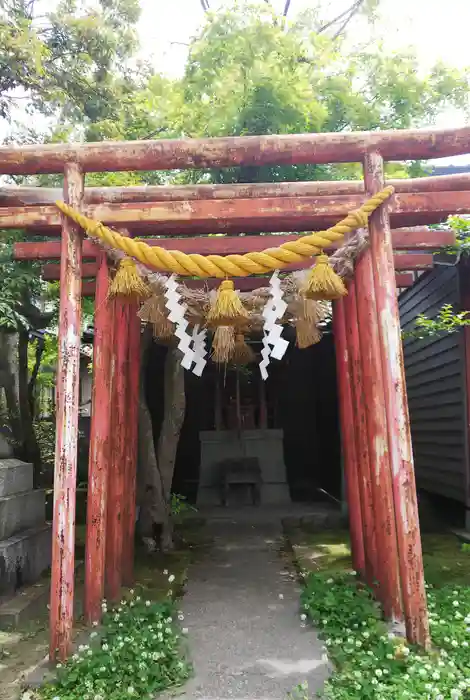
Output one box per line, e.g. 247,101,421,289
137,332,186,552
18,330,42,484
0,330,23,449
157,347,186,501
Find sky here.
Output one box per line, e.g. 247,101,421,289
4,0,470,163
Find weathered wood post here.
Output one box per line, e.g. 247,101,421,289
332,297,365,577
364,152,430,648
122,308,141,586
84,251,115,624
105,297,130,601
49,163,83,661
343,281,378,587
355,250,402,619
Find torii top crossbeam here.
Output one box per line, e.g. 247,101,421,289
0,125,469,174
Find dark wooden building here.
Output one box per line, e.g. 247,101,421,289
399,262,470,527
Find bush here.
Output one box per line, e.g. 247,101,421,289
301,572,470,699
37,593,190,700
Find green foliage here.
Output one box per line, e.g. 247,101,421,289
405,304,470,340
170,493,197,518
300,571,470,699
37,593,190,700
0,0,142,124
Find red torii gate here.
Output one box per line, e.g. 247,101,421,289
2,126,470,661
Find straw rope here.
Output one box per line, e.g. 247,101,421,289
55,186,393,279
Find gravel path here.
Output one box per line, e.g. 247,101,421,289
166,517,329,699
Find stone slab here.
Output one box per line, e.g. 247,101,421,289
198,429,291,507
0,459,33,497
0,523,51,597
0,489,46,540
0,579,49,629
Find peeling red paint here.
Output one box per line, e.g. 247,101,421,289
122,309,141,586
365,152,430,649
49,163,83,662
84,252,114,624
354,250,403,622
0,127,469,175
343,282,378,588
332,298,365,577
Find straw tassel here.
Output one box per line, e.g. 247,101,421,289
212,326,235,363
302,254,347,301
232,334,256,365
295,298,322,349
206,280,249,327
138,295,174,340
109,257,151,300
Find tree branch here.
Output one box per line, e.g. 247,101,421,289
317,0,364,36
283,0,291,17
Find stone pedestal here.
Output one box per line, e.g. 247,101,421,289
0,448,51,598
197,429,291,506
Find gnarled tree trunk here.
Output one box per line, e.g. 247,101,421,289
137,333,186,552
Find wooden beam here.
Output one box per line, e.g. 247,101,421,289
342,282,377,587
2,172,470,206
13,228,455,261
81,273,413,296
122,310,140,586
0,126,469,174
105,298,129,602
2,191,469,234
84,253,114,625
354,242,403,621
395,272,414,288
365,151,430,648
41,254,433,282
49,163,83,662
332,297,365,577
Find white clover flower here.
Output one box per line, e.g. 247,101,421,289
90,631,98,639
165,627,171,634
182,627,189,635
52,696,61,700
87,649,93,656
92,620,99,627
452,640,459,647
278,593,284,600
136,596,141,602
300,614,307,622
355,640,362,648
127,687,135,696
102,643,109,651
168,574,175,583
375,669,383,678
327,578,334,584
56,663,62,669
146,600,151,607
130,589,134,595
371,679,378,686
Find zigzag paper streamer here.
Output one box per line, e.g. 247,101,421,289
259,271,289,379
164,274,195,370
191,324,208,377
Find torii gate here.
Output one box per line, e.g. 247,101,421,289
1,126,470,662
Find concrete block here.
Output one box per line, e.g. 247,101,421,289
0,489,46,540
0,524,51,597
0,459,33,497
0,579,49,629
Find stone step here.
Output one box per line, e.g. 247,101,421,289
0,459,33,497
0,523,51,597
0,579,50,629
0,489,46,540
